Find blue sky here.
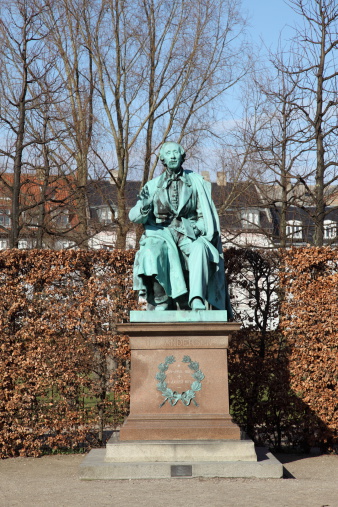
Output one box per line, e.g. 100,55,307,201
198,1,303,180
241,0,297,50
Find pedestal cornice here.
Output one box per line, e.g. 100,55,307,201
117,321,241,337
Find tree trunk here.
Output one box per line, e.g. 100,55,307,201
10,75,27,249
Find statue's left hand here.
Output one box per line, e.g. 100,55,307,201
140,187,153,211
189,218,204,237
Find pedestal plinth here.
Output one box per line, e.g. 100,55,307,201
80,311,283,479
118,314,241,441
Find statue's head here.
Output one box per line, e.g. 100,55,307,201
159,142,186,173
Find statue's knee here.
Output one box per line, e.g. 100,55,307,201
143,238,167,257
153,238,167,255
190,238,207,257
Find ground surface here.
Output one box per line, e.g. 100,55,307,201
0,452,337,507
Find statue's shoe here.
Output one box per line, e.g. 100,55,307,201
191,297,205,310
154,302,169,311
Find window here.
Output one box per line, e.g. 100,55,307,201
26,213,40,226
21,211,40,226
241,209,260,229
0,210,11,228
324,220,336,240
52,209,69,228
126,231,136,249
18,240,28,249
286,220,302,240
97,206,115,224
58,240,75,249
0,240,8,249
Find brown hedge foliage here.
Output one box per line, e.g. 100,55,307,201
1,247,337,457
280,247,338,449
226,247,338,451
0,249,137,458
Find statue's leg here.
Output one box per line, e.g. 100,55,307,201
137,235,173,310
175,291,190,310
142,275,171,310
184,238,210,309
153,277,170,310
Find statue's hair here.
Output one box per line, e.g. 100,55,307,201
159,142,186,164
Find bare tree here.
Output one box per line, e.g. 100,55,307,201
83,0,249,247
279,0,338,246
38,0,96,247
0,0,54,247
0,0,249,249
247,63,309,247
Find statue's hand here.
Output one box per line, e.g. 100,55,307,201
188,218,204,237
140,187,153,211
142,197,153,210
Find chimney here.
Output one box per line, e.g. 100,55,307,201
110,170,119,184
201,170,210,182
217,171,227,186
36,167,46,181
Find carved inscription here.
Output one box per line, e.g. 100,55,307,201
164,338,212,348
165,362,191,390
133,336,229,349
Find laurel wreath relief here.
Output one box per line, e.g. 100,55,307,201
155,355,205,407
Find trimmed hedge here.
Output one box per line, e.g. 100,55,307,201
0,250,136,457
227,247,337,452
280,247,338,450
0,247,337,457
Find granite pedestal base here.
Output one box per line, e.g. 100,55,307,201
80,314,283,479
80,439,283,479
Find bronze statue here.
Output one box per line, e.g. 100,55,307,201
129,142,232,316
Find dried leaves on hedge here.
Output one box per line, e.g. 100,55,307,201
226,247,337,451
0,249,137,458
1,247,337,457
280,247,338,448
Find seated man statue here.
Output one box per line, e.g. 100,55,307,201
129,141,232,315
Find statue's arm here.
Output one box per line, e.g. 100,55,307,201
129,184,153,224
194,198,206,236
189,177,218,239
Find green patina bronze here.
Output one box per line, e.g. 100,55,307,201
156,355,205,408
129,141,233,317
130,309,228,323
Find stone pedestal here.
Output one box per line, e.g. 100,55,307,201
80,312,283,479
118,318,241,441
80,446,283,480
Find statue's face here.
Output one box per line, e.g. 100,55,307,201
162,143,182,173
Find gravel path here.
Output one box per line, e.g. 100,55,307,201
0,452,337,507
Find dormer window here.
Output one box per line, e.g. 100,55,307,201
96,205,116,224
324,220,336,240
241,208,260,229
286,220,302,240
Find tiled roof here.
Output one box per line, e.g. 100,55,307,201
87,179,263,210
